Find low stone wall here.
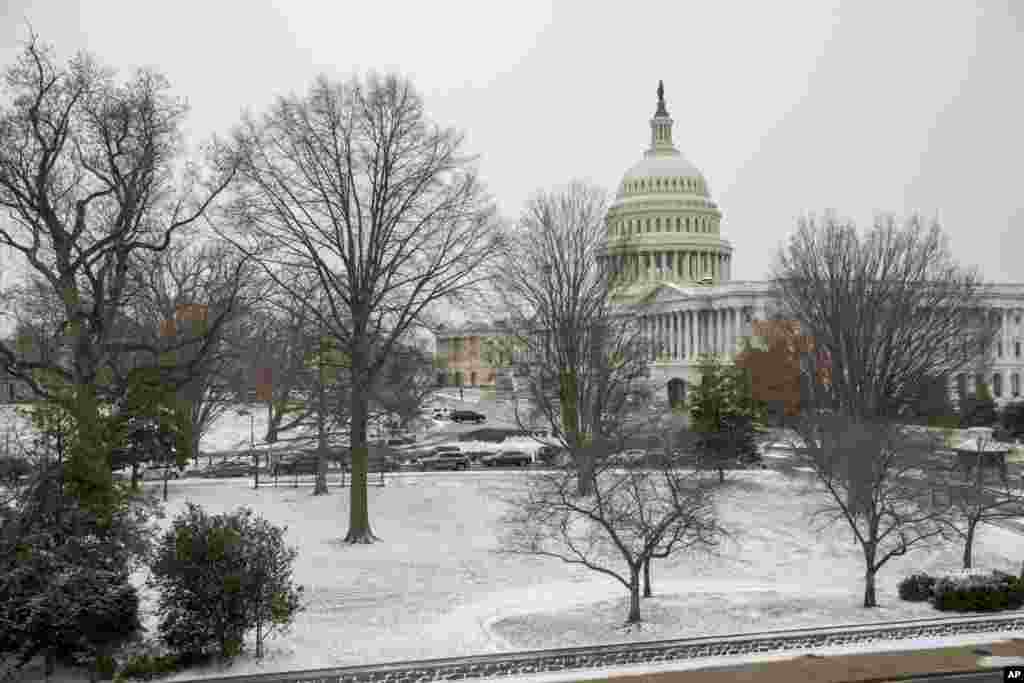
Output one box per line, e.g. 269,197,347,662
193,614,1024,683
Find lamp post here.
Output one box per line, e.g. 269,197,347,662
237,408,257,488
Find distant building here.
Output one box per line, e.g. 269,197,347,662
436,81,1024,410
434,320,511,387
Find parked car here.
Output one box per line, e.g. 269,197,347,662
200,461,253,478
386,435,416,447
432,407,453,420
273,452,326,477
451,410,486,424
418,451,471,471
481,450,532,467
141,464,182,481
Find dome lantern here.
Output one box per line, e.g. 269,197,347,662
648,80,676,158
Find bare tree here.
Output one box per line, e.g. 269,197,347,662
498,462,727,624
494,181,650,496
800,417,948,607
224,73,503,542
125,239,260,465
0,36,236,512
930,432,1024,569
233,298,322,444
773,213,999,420
773,213,999,606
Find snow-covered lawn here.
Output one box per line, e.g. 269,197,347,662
107,469,1024,681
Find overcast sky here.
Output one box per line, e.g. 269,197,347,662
1,0,1022,290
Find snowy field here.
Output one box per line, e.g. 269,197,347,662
97,468,1024,681
7,402,1024,681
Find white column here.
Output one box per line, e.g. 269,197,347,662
734,306,741,353
682,310,689,359
711,309,717,354
1003,307,1009,358
726,307,733,357
672,312,679,359
657,314,663,359
720,308,727,354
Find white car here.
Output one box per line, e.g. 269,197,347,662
608,449,647,465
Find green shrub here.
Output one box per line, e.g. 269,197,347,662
114,652,182,681
147,503,304,661
898,573,936,602
930,572,1024,612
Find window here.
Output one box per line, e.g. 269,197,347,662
994,373,1003,398
1013,373,1021,397
998,342,1003,357
1017,341,1022,358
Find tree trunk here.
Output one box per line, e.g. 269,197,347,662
265,400,278,444
344,348,378,543
627,567,642,623
191,432,201,468
643,557,652,597
963,521,977,569
313,380,329,496
863,566,877,607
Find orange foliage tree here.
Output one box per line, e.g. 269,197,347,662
734,318,820,425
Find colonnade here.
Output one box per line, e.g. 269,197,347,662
639,305,755,362
606,250,731,282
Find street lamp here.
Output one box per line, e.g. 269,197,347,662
237,408,258,488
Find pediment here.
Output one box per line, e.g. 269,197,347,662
612,281,701,309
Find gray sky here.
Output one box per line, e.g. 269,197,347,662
1,0,1022,288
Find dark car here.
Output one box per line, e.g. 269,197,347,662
142,463,183,481
200,461,253,478
418,451,470,470
385,436,416,447
273,452,322,477
481,450,532,467
450,410,486,424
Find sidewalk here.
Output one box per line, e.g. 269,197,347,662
577,640,1024,682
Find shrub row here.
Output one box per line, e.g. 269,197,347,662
898,570,1024,613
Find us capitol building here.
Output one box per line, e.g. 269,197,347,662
436,82,1024,409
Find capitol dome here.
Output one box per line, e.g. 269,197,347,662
620,155,705,187
601,81,733,298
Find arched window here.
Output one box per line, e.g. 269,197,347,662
676,217,681,232
1012,373,1020,397
994,373,1003,397
656,217,661,231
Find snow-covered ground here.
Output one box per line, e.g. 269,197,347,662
94,469,1024,681
7,402,1024,681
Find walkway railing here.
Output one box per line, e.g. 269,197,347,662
173,613,1024,683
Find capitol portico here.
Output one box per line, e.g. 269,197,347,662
437,82,1024,410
